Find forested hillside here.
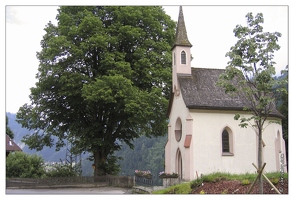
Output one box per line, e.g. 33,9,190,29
115,135,166,185
6,112,167,183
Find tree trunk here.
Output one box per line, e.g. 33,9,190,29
258,126,263,194
93,149,106,177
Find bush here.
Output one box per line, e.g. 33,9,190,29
221,189,228,194
270,177,279,185
199,190,205,194
6,152,46,178
45,163,79,177
241,179,251,185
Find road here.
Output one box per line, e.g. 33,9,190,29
6,187,130,195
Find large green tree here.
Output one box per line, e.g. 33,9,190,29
217,13,287,194
16,6,176,176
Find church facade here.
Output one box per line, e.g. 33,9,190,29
164,6,287,181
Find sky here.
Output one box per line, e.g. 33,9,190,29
3,2,290,115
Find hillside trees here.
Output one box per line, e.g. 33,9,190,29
115,135,166,185
217,13,287,194
16,6,176,176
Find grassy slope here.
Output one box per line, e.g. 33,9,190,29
152,172,288,194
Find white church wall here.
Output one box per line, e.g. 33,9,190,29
189,110,281,179
262,119,286,172
165,92,190,177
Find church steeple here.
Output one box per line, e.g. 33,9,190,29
172,6,192,94
173,6,192,49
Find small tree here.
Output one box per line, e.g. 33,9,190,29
6,152,46,178
217,12,287,194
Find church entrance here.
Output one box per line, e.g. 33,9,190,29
176,149,183,179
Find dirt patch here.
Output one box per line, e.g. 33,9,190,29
191,179,288,194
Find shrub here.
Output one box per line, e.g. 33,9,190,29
6,152,46,178
45,163,79,177
221,189,228,194
199,190,205,194
270,177,279,185
241,179,251,185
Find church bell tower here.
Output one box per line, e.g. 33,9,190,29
172,6,192,95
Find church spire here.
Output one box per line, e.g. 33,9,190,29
173,6,192,49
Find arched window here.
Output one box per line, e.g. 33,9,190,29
222,130,230,152
181,51,186,64
176,148,183,179
222,128,234,156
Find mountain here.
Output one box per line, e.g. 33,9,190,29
6,112,67,162
6,112,93,176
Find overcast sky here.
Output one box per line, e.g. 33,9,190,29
4,4,289,114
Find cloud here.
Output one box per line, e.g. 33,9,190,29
6,6,25,25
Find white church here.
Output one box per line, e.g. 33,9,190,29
164,6,287,181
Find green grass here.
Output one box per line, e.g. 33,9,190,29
195,171,287,182
152,182,192,194
152,172,288,194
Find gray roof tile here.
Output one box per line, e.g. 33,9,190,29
170,67,283,118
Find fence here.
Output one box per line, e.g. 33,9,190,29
134,176,153,187
6,175,133,189
134,175,164,186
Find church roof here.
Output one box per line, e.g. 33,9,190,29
179,68,246,110
172,6,192,49
168,67,284,118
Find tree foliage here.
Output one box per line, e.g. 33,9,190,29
16,6,176,176
6,115,14,139
217,12,286,194
6,152,46,178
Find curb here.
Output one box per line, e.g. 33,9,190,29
6,183,109,190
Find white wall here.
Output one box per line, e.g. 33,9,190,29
190,110,284,178
165,92,190,178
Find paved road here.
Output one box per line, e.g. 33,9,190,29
6,187,130,195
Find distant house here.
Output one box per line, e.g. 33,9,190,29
164,6,287,181
6,135,22,156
